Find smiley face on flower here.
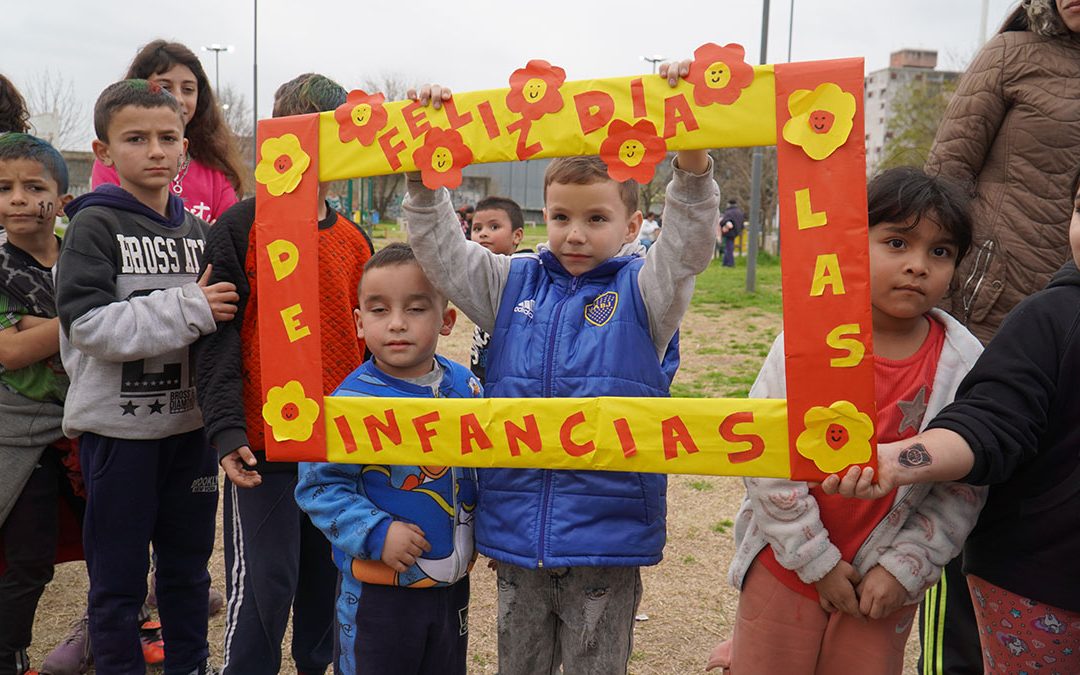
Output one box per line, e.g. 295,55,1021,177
411,126,474,190
262,380,321,442
781,82,857,161
685,42,755,107
334,89,388,147
598,119,667,183
506,59,567,121
254,134,310,197
795,400,874,474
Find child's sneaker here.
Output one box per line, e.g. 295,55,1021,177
139,618,165,664
40,613,91,675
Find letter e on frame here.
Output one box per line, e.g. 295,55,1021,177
280,304,311,342
826,323,865,368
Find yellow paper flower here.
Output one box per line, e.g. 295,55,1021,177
795,400,873,474
781,83,856,161
262,380,320,442
254,134,310,196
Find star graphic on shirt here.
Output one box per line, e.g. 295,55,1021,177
120,400,139,416
148,399,165,414
897,385,928,435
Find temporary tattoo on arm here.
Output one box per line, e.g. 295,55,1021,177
898,443,932,468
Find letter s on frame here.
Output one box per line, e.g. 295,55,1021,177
826,323,865,368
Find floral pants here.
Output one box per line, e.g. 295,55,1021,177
968,574,1080,675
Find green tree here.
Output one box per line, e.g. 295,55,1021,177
879,78,958,169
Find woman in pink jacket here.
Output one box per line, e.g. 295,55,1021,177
93,40,245,223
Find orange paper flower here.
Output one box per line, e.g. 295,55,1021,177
795,400,874,474
686,42,755,107
262,380,321,442
781,82,857,161
412,127,474,190
254,134,310,197
334,89,388,146
505,60,567,121
599,119,667,183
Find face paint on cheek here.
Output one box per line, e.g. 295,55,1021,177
38,201,53,219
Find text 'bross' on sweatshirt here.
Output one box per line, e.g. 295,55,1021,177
55,185,217,439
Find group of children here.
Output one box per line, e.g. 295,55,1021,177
2,41,1079,675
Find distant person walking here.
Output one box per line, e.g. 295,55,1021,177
717,199,745,267
921,1,1080,672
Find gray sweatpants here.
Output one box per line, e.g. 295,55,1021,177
496,563,642,675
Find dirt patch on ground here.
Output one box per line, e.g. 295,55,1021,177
30,305,921,674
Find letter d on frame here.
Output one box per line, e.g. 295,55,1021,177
267,239,299,281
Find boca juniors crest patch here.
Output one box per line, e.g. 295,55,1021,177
584,291,619,326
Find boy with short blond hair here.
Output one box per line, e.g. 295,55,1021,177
405,67,719,673
0,132,79,675
54,79,237,675
296,242,481,675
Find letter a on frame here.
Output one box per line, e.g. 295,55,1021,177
810,254,846,297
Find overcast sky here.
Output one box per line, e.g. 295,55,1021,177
3,0,1017,149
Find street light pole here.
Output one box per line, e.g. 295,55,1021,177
201,44,233,94
746,0,770,293
641,55,666,74
253,0,259,166
787,0,795,63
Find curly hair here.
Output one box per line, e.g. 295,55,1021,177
1000,0,1069,36
125,40,247,193
0,73,30,134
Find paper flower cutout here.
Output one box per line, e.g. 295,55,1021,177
334,89,388,146
598,119,667,183
506,59,567,121
782,82,857,161
686,42,755,107
254,134,310,197
412,127,474,190
795,400,874,474
262,380,320,442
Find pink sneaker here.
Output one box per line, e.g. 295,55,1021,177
40,613,90,675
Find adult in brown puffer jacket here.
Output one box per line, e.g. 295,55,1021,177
927,0,1080,345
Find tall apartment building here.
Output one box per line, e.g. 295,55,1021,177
864,49,960,171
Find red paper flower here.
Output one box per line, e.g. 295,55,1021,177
685,42,755,107
334,89,388,146
412,127,474,190
598,119,667,183
505,59,567,121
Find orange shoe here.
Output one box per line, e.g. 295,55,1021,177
139,618,165,665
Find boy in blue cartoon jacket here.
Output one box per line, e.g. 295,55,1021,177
295,243,481,675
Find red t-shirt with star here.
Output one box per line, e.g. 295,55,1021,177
758,315,946,600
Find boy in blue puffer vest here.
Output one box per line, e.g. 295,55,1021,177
295,243,482,675
405,63,720,674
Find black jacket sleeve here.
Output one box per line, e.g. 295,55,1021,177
194,199,255,459
927,286,1080,484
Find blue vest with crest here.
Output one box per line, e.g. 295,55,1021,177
478,249,677,568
